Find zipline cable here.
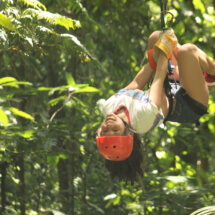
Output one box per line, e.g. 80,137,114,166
159,0,174,30
160,0,165,30
159,0,168,30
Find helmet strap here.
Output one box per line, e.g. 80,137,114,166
117,116,136,135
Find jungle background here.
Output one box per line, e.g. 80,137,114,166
0,0,215,214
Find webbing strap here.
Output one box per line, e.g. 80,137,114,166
163,61,175,122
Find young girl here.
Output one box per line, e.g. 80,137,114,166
96,29,215,183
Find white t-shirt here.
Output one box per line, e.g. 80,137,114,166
100,88,164,134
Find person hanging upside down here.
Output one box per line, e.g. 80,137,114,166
96,29,215,183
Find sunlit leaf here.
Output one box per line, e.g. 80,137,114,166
0,77,17,85
104,193,117,201
11,177,20,184
0,13,15,31
0,108,9,127
37,87,54,91
79,145,85,155
0,147,6,152
165,176,188,183
9,107,34,120
24,36,33,46
0,29,7,43
66,72,76,86
37,11,81,30
126,203,142,210
192,0,205,14
52,16,81,30
47,154,68,167
2,81,32,87
48,96,67,106
12,130,35,138
17,0,47,11
60,33,82,47
75,86,99,93
48,86,68,95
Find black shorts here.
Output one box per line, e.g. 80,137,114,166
165,84,208,123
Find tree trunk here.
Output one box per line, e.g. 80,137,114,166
0,161,7,213
16,156,26,215
68,139,75,215
57,158,69,213
57,139,75,215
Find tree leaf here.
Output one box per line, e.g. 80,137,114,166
37,11,81,30
60,33,82,47
0,13,15,31
2,81,32,87
87,202,105,214
52,16,81,30
0,77,17,85
0,108,9,127
190,206,215,215
9,107,34,120
66,72,76,86
75,86,99,93
12,130,35,138
0,29,7,43
48,96,67,106
23,36,33,46
17,0,46,11
37,87,54,91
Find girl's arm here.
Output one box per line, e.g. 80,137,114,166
125,63,155,90
124,52,169,111
148,52,168,110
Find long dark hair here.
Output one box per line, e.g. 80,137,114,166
105,133,144,184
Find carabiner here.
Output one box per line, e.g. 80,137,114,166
161,11,175,30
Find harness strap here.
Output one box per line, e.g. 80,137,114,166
163,61,176,123
163,75,174,122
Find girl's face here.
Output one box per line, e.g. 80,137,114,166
99,113,125,136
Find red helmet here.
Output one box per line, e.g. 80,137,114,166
96,135,133,161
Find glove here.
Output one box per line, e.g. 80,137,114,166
154,28,178,61
147,48,173,70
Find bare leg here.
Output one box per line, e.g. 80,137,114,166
148,31,161,49
174,45,215,75
196,48,215,75
176,44,209,107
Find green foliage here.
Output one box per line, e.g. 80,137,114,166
17,0,47,11
0,76,34,127
0,0,90,60
191,206,215,215
0,0,215,215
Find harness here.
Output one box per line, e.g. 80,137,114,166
163,61,176,123
163,62,208,125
